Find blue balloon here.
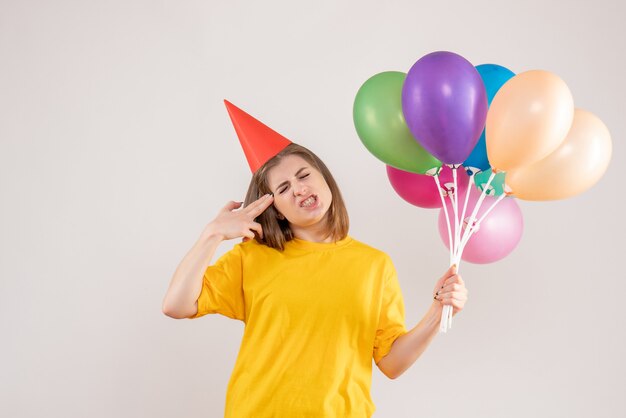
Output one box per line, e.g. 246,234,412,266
464,64,515,173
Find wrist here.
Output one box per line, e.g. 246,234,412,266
425,302,443,327
199,223,225,243
198,229,224,245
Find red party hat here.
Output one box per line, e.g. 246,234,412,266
224,100,292,173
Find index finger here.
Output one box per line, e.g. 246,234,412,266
243,194,274,216
444,274,463,287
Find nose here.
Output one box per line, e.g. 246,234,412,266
293,182,308,197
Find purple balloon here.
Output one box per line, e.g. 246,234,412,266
402,51,488,164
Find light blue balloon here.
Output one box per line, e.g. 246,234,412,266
463,64,515,173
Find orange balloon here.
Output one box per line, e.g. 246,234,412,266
505,109,612,201
486,70,575,171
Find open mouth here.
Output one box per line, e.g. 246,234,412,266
299,195,318,208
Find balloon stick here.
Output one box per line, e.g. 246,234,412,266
456,170,476,262
433,175,454,267
457,171,496,251
451,166,461,258
442,169,498,332
456,192,507,257
434,174,455,333
441,166,463,333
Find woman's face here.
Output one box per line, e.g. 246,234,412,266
267,154,333,229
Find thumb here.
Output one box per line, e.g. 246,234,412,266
222,200,243,212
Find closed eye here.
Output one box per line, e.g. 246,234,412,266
275,168,311,194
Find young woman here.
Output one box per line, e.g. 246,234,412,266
162,142,469,417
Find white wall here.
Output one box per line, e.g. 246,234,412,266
1,0,624,417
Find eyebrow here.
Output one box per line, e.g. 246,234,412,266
274,167,308,192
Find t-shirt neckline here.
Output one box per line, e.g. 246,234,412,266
286,235,353,252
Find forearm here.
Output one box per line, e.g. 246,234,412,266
162,232,222,318
377,302,442,379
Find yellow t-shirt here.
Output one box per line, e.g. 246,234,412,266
191,235,408,417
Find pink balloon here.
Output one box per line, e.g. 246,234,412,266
387,165,470,209
437,187,523,264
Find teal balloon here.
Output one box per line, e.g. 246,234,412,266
464,64,515,172
474,169,507,196
353,71,441,174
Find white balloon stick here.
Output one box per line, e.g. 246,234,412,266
451,167,461,259
456,171,475,261
457,192,507,257
434,173,455,333
434,174,454,266
458,171,496,251
441,166,463,333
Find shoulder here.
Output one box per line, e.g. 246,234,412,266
345,237,398,281
346,236,394,264
214,239,282,267
235,238,282,257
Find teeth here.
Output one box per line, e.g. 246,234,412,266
301,196,316,207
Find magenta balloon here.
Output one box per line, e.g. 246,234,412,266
437,187,523,263
402,51,488,165
387,165,469,209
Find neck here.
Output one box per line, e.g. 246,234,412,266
290,220,333,243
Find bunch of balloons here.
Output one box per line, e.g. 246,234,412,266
353,51,612,332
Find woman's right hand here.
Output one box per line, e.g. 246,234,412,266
200,194,275,242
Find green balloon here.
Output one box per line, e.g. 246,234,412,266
353,71,441,174
474,169,507,196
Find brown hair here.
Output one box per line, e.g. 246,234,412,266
243,143,349,250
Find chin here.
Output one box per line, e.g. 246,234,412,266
302,210,331,227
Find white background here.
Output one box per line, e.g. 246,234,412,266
1,0,624,417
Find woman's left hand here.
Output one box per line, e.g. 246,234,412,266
433,265,468,316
